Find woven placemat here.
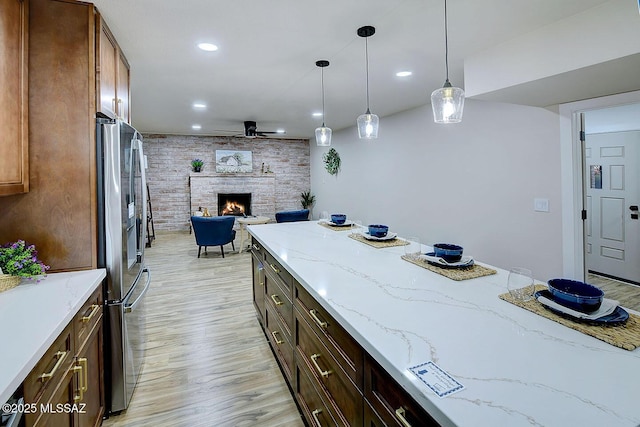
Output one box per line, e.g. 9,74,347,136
348,233,409,248
400,254,497,281
499,285,640,351
318,222,359,231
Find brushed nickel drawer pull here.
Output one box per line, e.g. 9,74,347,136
309,309,327,329
310,353,332,378
39,351,67,382
311,409,323,426
81,304,100,323
395,407,412,427
269,263,280,274
252,244,260,250
270,294,284,306
271,331,284,345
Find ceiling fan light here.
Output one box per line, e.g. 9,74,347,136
431,81,464,123
315,126,332,146
357,111,379,139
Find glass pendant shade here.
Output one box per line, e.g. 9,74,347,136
315,125,332,146
357,109,379,139
431,80,464,123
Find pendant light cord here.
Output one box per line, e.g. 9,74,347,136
321,67,326,126
444,0,450,82
365,36,371,112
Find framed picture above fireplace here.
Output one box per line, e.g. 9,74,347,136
215,150,253,173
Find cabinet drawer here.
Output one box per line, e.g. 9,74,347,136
24,323,74,405
250,238,265,259
74,286,103,350
365,355,439,427
295,283,363,388
264,301,294,382
265,271,293,337
264,251,293,294
295,363,342,427
296,310,362,426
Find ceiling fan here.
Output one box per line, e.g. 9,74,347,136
240,121,284,138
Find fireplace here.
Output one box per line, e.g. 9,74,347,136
218,193,251,216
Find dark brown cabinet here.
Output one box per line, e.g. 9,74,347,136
0,0,131,273
97,17,130,122
365,355,439,427
251,237,440,427
0,0,29,196
24,286,104,427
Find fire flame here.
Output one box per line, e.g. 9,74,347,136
222,201,245,215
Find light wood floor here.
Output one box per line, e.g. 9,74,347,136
102,231,640,427
102,231,305,427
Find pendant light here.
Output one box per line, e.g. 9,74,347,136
431,0,465,123
315,60,332,146
356,25,379,139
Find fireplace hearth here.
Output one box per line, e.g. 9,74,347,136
218,193,251,216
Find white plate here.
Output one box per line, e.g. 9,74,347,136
327,220,353,227
362,231,398,241
420,253,474,267
537,294,619,320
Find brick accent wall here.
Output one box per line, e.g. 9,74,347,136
143,134,310,231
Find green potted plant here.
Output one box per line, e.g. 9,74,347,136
191,158,204,172
300,190,316,210
0,240,50,291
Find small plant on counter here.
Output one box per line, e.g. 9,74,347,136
0,240,50,280
191,158,204,172
300,191,316,209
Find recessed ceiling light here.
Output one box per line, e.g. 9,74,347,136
192,124,202,130
276,129,285,134
396,71,412,77
312,112,323,117
197,43,218,52
193,103,207,109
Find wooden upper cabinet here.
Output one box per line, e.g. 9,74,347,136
97,16,130,122
0,0,29,196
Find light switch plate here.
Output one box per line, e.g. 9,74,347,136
534,198,549,212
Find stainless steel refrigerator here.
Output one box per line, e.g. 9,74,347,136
96,115,151,415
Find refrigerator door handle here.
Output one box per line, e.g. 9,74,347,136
124,267,151,313
136,137,148,263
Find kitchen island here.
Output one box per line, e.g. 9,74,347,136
248,220,640,427
0,270,106,406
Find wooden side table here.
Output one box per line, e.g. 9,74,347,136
236,216,270,252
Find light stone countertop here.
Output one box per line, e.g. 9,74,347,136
248,221,640,427
0,269,106,405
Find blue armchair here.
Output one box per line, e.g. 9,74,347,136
275,209,310,223
191,216,236,258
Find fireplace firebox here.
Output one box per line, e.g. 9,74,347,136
218,193,251,216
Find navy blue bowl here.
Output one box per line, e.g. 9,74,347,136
433,243,463,262
331,214,347,224
368,224,389,237
548,279,604,313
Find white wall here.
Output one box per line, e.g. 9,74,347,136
310,99,563,281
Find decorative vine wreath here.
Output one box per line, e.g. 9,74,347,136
323,148,341,175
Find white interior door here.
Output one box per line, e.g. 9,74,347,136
585,131,640,283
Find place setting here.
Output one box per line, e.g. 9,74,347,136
317,212,359,230
348,223,409,248
401,242,497,281
499,272,640,351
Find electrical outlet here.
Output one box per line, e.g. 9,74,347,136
534,198,549,212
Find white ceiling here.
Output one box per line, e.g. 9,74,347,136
91,0,614,138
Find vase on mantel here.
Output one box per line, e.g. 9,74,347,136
193,166,202,173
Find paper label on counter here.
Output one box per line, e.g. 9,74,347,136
409,361,465,398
